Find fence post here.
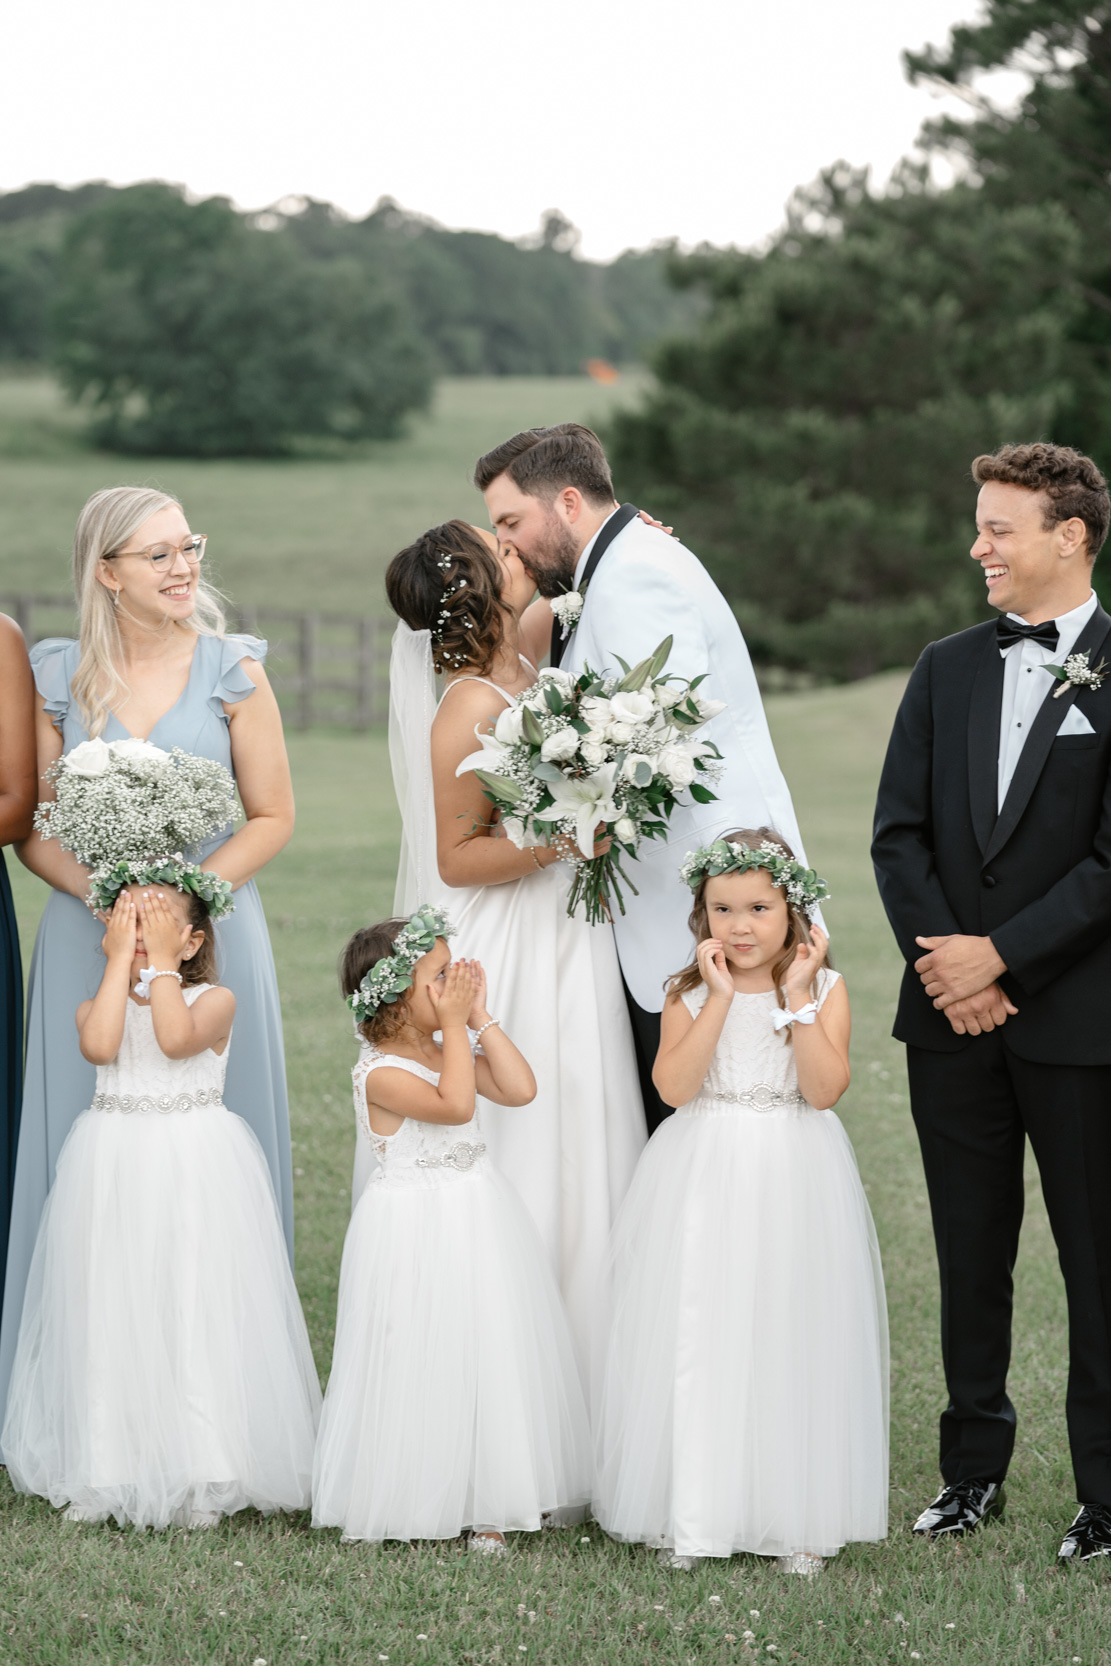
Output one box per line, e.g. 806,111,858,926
298,613,318,730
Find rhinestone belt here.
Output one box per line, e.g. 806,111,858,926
416,1140,486,1172
91,1088,224,1115
707,1085,808,1110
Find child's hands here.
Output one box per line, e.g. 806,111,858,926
429,959,480,1027
101,891,137,964
465,960,489,1027
783,925,829,1005
697,937,735,1002
136,890,193,969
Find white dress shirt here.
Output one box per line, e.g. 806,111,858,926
997,591,1097,809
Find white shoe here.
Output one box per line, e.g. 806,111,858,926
776,1551,823,1577
468,1530,508,1557
187,1510,222,1531
63,1504,107,1525
657,1548,699,1571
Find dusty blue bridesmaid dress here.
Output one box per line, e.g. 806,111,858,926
0,634,295,1419
0,849,22,1310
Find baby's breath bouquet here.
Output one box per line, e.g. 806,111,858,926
34,737,239,918
456,636,723,924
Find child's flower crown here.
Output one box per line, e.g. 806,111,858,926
88,856,235,920
347,905,453,1025
680,838,830,919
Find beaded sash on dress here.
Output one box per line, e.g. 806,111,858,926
678,970,839,1117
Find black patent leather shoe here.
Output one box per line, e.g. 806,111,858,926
912,1479,1005,1536
1059,1504,1111,1561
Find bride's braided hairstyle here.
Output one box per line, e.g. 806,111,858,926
386,519,505,676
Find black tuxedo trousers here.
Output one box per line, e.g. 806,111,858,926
873,610,1111,1502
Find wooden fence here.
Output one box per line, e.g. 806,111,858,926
0,595,395,730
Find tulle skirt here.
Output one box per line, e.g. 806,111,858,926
593,1104,889,1559
313,1164,592,1542
1,1104,321,1529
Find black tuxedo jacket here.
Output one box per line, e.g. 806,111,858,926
872,605,1111,1062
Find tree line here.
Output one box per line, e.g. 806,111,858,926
609,0,1111,680
0,185,698,456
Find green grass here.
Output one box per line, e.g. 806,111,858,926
0,674,1098,1666
0,373,647,615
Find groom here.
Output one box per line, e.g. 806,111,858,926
873,442,1111,1561
475,422,813,1133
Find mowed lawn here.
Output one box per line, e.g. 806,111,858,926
0,674,1097,1666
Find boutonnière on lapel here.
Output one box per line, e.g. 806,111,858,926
550,588,585,641
1045,649,1109,699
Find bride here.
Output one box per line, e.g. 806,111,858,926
382,519,647,1378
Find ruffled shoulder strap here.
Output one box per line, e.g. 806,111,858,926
815,966,843,1009
679,981,710,1019
29,637,79,727
207,633,268,716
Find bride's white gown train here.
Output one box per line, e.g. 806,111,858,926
371,627,647,1380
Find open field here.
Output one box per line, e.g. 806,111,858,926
0,673,1098,1666
0,373,648,616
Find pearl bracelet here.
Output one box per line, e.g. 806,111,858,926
529,847,544,871
473,1018,500,1043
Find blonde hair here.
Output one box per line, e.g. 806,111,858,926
71,486,228,736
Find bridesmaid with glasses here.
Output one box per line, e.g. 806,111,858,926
0,615,35,1308
0,487,297,1424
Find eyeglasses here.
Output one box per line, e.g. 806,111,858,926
105,535,208,572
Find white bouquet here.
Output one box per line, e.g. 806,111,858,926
34,737,239,918
457,636,724,923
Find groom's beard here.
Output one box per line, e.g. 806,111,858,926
520,516,581,599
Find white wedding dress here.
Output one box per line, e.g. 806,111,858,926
594,970,889,1560
1,989,321,1529
371,625,647,1381
313,1046,591,1541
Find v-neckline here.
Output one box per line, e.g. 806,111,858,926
105,635,201,743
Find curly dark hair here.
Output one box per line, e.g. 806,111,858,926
385,519,505,676
174,889,219,987
972,442,1110,558
339,918,414,1047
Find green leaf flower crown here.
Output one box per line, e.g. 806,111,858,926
88,856,235,920
680,838,830,918
347,905,454,1025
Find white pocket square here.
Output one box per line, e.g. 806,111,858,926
1057,704,1096,736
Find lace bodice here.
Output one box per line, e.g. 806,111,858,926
92,985,229,1113
352,1044,486,1187
678,968,841,1115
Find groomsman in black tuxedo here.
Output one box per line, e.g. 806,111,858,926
873,443,1111,1561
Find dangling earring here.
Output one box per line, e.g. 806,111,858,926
111,588,120,608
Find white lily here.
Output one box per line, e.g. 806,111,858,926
535,763,619,858
455,729,511,777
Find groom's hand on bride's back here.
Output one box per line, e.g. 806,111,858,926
936,983,1019,1037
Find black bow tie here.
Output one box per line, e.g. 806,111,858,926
996,616,1060,653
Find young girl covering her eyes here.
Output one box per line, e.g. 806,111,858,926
312,908,590,1551
593,830,889,1576
1,885,321,1529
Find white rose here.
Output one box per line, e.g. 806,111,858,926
607,720,636,745
64,738,112,777
502,817,527,848
540,728,580,763
621,752,656,786
658,741,698,790
614,816,638,843
581,696,613,729
580,739,608,768
653,683,684,709
695,697,727,721
110,737,169,777
494,705,524,745
609,690,655,725
539,667,576,695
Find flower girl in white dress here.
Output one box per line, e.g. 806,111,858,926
312,907,591,1549
1,885,321,1529
594,831,888,1574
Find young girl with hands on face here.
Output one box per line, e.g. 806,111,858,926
312,907,591,1551
1,884,321,1530
594,830,888,1577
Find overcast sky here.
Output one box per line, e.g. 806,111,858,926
1,0,1006,260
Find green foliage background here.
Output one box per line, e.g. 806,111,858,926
609,1,1111,679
